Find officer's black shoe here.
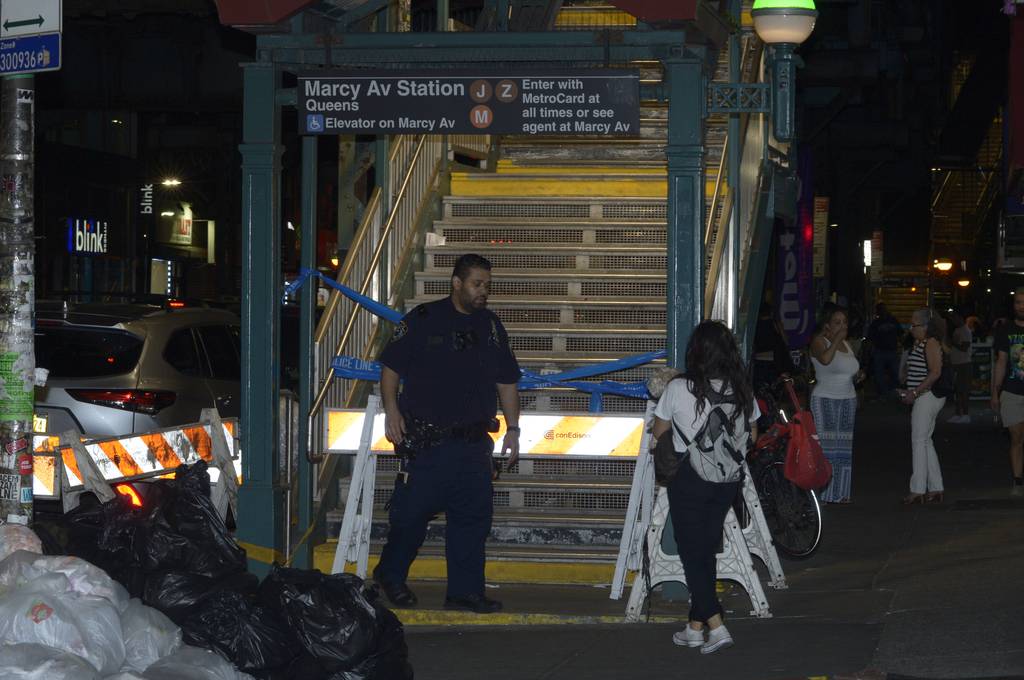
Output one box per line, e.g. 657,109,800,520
443,594,503,614
372,569,418,608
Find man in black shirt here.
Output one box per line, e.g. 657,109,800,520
867,303,902,397
374,254,521,613
990,287,1024,496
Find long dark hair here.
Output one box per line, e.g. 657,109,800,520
684,320,753,424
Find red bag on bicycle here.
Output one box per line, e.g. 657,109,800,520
781,383,832,490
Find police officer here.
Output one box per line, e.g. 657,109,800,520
373,253,521,613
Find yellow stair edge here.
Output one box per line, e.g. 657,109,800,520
314,543,625,585
492,163,667,175
449,175,720,198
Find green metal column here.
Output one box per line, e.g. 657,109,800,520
237,61,285,576
293,135,317,569
664,58,707,368
660,58,708,591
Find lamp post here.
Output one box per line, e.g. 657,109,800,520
751,0,818,144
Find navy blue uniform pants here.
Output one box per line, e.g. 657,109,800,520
666,461,740,624
376,435,494,598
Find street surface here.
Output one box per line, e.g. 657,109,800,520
403,399,1024,680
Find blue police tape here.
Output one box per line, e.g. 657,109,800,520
517,350,666,384
288,268,665,401
330,356,651,399
283,268,403,324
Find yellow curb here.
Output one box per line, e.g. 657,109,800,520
392,609,680,627
237,541,287,565
314,543,627,585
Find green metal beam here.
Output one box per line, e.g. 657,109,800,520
664,57,707,369
256,29,694,67
237,61,285,577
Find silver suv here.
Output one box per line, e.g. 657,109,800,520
34,302,241,437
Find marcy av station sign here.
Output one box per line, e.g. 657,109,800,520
299,69,639,136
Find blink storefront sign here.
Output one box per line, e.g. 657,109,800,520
298,69,640,136
66,218,108,255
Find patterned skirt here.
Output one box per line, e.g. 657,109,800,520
810,395,858,503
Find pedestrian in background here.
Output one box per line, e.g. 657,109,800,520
866,303,902,398
751,302,795,390
652,321,759,655
948,312,973,424
809,305,862,504
900,309,947,504
990,287,1024,496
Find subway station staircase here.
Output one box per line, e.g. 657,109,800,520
317,6,767,587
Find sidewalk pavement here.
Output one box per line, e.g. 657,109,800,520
395,399,1024,680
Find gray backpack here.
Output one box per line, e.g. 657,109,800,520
678,390,749,484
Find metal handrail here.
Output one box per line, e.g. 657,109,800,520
310,134,431,424
313,188,383,346
704,33,763,316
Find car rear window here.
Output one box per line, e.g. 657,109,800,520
35,326,143,378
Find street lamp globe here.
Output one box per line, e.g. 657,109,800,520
751,0,818,46
751,0,818,144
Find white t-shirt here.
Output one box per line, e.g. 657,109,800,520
810,337,859,400
654,377,761,451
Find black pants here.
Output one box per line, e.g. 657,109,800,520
376,435,494,598
666,461,740,624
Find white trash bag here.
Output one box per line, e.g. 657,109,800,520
0,573,126,675
0,523,41,561
120,598,182,673
0,642,99,680
140,645,255,680
0,551,130,611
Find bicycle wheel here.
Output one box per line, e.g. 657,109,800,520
757,460,822,559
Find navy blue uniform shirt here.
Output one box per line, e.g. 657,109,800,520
379,297,520,427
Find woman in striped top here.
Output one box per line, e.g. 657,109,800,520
900,309,947,504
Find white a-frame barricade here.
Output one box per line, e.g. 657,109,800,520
331,395,381,578
611,400,785,621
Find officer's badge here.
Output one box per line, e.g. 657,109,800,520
392,320,408,340
488,318,502,347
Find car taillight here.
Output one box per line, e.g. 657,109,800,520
66,389,176,415
114,483,144,508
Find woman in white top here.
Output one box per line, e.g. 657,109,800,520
809,306,863,503
900,309,947,504
652,321,759,655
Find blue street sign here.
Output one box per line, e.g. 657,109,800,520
0,32,60,76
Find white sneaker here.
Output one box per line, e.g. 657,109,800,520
1011,485,1024,497
701,625,734,654
672,626,705,648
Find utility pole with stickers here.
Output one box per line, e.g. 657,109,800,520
0,0,63,521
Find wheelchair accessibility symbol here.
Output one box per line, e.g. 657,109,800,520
307,114,325,132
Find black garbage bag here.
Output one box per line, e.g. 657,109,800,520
258,567,411,679
180,589,296,674
144,570,260,624
163,461,248,578
339,598,413,680
62,492,149,597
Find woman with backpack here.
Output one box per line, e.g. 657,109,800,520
651,320,759,655
899,308,948,504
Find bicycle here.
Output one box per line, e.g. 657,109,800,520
745,377,823,559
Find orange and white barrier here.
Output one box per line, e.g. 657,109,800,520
31,419,240,501
325,410,645,457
